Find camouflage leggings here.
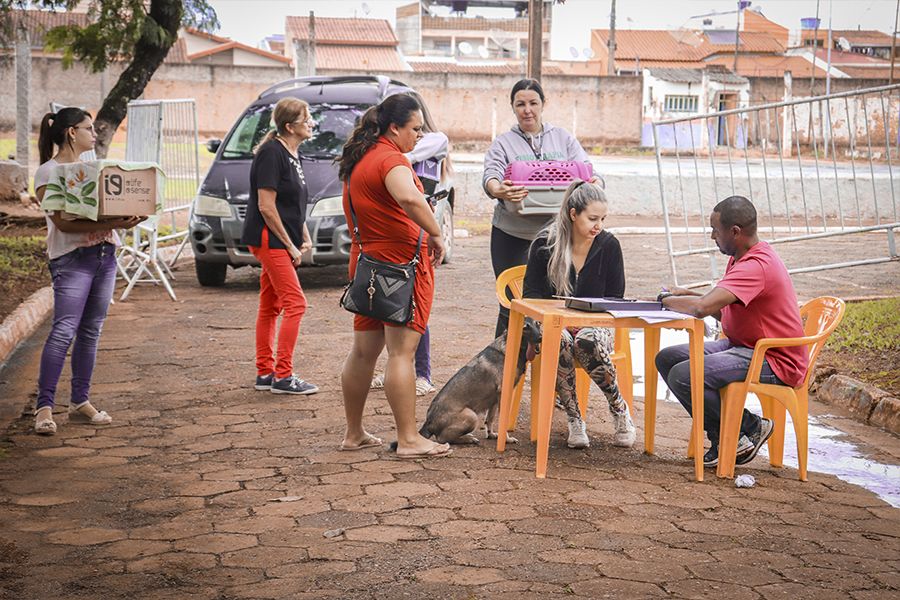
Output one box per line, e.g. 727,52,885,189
554,327,627,420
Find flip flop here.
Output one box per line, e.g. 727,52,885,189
339,435,383,452
396,443,453,460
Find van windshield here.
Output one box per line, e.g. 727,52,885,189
220,103,369,160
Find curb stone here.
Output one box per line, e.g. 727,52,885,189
816,374,900,434
0,286,53,367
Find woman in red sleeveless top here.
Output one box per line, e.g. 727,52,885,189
337,94,450,459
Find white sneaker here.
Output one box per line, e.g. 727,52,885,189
415,377,436,396
612,411,636,448
567,416,590,449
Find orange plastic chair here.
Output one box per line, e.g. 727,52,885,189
716,296,846,481
495,265,634,440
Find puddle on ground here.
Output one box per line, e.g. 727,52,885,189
628,329,900,507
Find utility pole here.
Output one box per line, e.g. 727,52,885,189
891,0,899,84
15,22,30,171
527,0,543,79
809,0,820,96
607,0,616,76
808,0,821,146
733,1,741,73
309,11,317,76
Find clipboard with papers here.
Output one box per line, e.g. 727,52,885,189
557,296,693,324
561,296,663,312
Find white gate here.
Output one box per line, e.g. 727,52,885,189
118,99,201,300
651,83,900,288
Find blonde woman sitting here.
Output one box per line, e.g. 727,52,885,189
523,180,635,449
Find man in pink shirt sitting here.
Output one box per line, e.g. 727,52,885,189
655,196,808,468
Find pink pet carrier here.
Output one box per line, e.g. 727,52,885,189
500,160,594,215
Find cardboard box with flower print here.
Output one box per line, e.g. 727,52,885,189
41,160,165,221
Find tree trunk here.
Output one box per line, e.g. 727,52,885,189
92,0,183,157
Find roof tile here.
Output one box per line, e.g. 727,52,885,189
285,16,397,46
315,46,408,72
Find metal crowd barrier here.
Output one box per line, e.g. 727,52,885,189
651,83,900,288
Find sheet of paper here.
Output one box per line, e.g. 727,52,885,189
607,309,694,324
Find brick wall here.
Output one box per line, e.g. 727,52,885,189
1,55,642,145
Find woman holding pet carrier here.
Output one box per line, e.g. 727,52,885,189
337,93,450,459
32,107,145,435
523,180,635,450
483,78,601,337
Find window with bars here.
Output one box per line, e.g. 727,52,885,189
664,95,699,113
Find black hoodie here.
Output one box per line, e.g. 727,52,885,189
523,230,625,300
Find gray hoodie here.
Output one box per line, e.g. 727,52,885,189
482,123,590,239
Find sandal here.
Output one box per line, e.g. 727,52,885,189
370,374,385,390
396,442,452,460
34,415,57,436
69,402,112,426
340,435,383,452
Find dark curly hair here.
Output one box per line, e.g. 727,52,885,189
338,94,421,181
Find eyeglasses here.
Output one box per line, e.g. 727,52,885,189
292,117,315,126
74,125,95,133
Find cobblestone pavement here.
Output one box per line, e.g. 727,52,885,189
0,234,898,600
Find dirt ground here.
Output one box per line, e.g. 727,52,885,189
0,233,898,600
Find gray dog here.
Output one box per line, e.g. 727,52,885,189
416,318,542,445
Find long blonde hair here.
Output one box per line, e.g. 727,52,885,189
255,97,310,153
542,180,608,296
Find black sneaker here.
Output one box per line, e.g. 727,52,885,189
271,375,319,395
706,436,753,468
254,373,274,391
736,418,775,465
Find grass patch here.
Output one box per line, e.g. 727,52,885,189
0,235,49,321
827,298,900,353
0,236,47,281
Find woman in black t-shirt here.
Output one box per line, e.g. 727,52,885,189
523,180,635,450
241,97,318,395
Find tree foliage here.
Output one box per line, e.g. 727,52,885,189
3,1,217,69
2,0,218,157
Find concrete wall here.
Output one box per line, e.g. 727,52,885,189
141,63,292,134
0,55,293,136
1,56,643,146
384,71,642,145
748,76,892,105
0,56,120,129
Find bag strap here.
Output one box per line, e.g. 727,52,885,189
345,185,424,264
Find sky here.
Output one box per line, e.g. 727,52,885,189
208,0,898,60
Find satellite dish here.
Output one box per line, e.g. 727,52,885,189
458,41,473,55
582,47,595,59
837,37,851,52
477,44,490,59
569,46,579,59
361,2,370,15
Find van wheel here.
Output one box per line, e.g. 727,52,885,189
195,261,227,287
437,200,454,264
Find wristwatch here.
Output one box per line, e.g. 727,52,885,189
657,291,674,302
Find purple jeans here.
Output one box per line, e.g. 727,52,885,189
415,325,431,382
36,242,117,410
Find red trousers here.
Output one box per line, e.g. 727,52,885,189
249,229,307,378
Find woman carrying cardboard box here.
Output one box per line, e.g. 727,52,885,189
32,107,145,435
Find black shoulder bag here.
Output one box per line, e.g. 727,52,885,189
339,191,423,325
